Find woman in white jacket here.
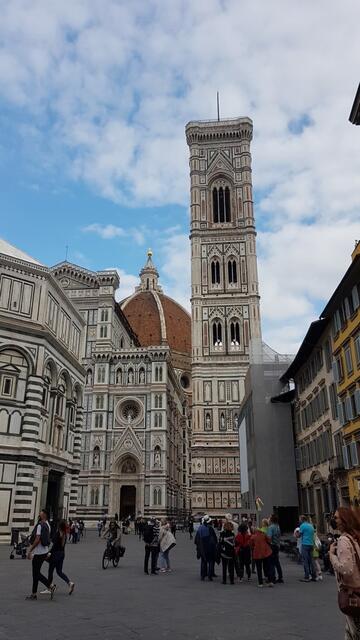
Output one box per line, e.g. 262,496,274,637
159,519,176,573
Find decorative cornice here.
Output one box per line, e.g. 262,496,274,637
186,117,253,146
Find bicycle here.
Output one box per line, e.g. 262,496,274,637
102,539,119,569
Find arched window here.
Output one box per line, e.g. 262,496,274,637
96,395,104,409
230,321,240,346
158,367,163,382
155,394,159,408
120,337,124,349
212,322,223,347
158,413,163,427
211,260,221,285
97,366,105,383
93,446,100,466
213,184,231,223
116,368,122,384
213,187,219,223
158,395,163,408
95,414,103,429
228,260,237,284
100,326,107,338
100,309,108,322
153,487,162,506
225,186,231,222
86,369,93,386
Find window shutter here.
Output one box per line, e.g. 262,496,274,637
352,285,360,311
346,396,354,421
355,389,360,416
344,297,351,320
355,336,360,365
295,447,301,470
338,402,344,425
332,361,339,384
350,441,359,467
343,445,350,469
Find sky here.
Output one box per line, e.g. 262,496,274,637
0,0,359,354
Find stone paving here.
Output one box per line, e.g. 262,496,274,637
0,530,344,640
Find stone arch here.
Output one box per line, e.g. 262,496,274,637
0,344,35,375
43,357,58,387
58,368,73,399
116,452,141,474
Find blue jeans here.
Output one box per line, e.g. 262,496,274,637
302,545,315,579
160,549,170,569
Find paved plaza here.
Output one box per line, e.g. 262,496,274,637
1,530,343,640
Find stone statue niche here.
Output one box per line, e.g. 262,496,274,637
153,446,162,469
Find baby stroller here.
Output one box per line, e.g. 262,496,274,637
10,531,30,559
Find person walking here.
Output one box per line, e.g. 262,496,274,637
159,519,176,572
26,509,56,601
296,515,316,582
329,508,360,639
195,515,218,581
219,521,235,585
268,514,284,583
41,520,75,595
250,526,274,588
188,518,194,541
235,522,252,581
143,518,160,575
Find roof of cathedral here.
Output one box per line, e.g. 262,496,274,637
121,250,191,356
0,237,43,265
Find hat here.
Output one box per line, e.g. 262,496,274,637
202,515,212,524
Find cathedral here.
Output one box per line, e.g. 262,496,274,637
0,114,261,536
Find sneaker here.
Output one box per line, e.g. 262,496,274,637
166,569,172,572
69,582,75,595
238,578,243,583
316,575,323,582
160,568,167,573
257,584,264,588
276,579,284,584
25,594,37,600
40,589,51,595
300,578,311,582
50,584,57,600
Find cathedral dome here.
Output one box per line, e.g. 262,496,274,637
120,251,191,365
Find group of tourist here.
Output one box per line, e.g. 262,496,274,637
194,513,283,586
22,505,360,640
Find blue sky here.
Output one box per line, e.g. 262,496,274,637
1,0,360,353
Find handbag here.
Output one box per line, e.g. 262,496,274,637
338,535,360,617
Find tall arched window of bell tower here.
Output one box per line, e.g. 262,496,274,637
212,183,231,223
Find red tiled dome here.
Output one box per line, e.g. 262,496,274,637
121,291,191,356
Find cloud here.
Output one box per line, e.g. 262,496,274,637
83,223,145,245
1,0,360,352
113,269,139,303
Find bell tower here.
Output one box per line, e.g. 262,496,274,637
185,117,261,515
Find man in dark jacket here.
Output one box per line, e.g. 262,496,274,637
195,515,218,581
143,519,160,575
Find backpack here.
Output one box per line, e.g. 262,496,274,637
40,522,51,547
143,523,154,544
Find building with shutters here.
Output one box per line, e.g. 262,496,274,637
320,241,360,504
0,239,85,541
281,320,341,531
51,251,191,523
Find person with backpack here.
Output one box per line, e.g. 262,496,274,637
26,509,56,601
143,518,160,575
41,520,75,595
329,508,360,639
219,521,235,585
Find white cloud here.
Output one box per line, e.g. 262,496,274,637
1,0,360,351
83,223,145,245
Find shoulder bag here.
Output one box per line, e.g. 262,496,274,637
338,535,360,617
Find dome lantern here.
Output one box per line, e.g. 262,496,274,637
136,249,163,293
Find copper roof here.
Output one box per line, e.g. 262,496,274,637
121,291,191,355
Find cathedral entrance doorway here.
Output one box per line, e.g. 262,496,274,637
120,485,136,519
